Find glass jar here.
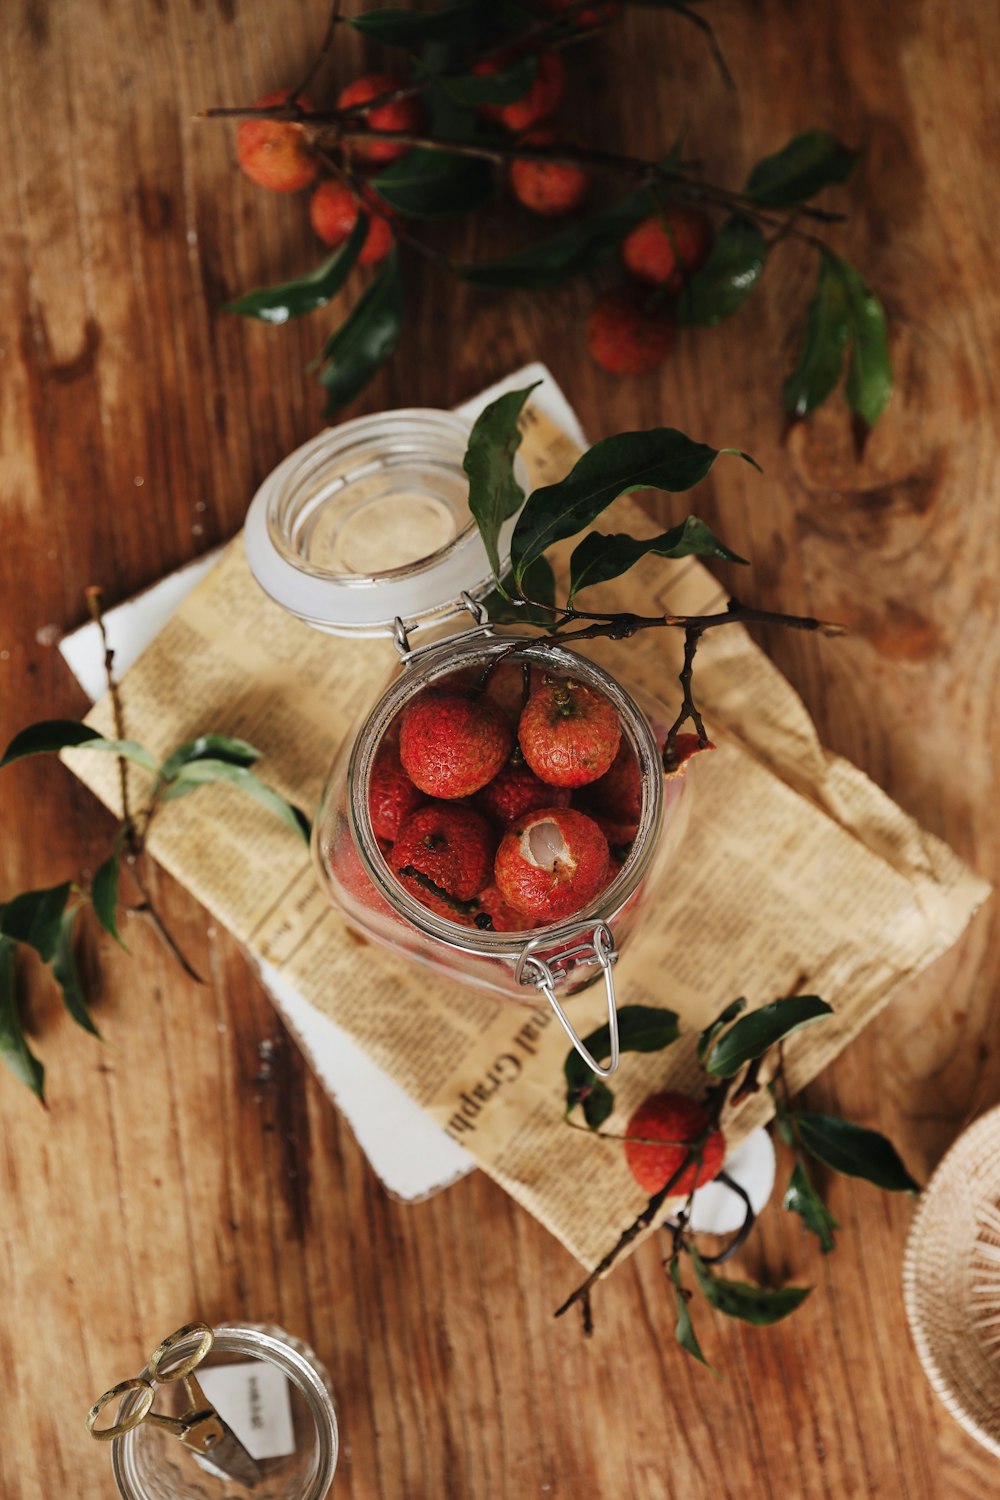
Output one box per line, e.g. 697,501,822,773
245,407,689,1076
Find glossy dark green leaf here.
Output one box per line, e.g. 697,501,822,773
704,995,832,1078
835,256,893,429
668,1256,715,1371
0,719,157,774
564,1004,681,1099
581,1079,615,1130
0,937,44,1101
568,515,748,601
162,760,311,844
483,556,558,626
0,883,73,962
745,130,857,207
677,217,767,327
91,849,126,950
796,1113,920,1194
315,250,404,414
511,429,757,586
464,381,539,588
441,54,537,106
158,735,262,783
690,1247,811,1325
225,216,368,325
783,1159,838,1253
696,997,747,1063
51,905,100,1038
782,250,850,417
373,148,494,219
346,1,481,45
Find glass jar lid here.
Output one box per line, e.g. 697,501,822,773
244,409,517,637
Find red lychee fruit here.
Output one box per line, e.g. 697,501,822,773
400,694,513,799
585,738,642,823
475,760,572,826
542,0,622,28
663,732,715,777
510,129,589,216
336,73,425,165
393,804,496,920
474,882,537,934
624,1090,726,1196
309,182,394,264
586,287,675,376
622,208,714,292
481,660,540,725
474,51,565,134
518,676,622,788
368,739,425,842
236,90,319,193
331,821,394,917
494,807,609,921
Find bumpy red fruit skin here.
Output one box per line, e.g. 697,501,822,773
309,182,394,264
336,73,425,165
519,676,622,788
510,129,589,216
664,732,715,777
393,804,496,919
494,807,609,921
368,739,425,842
622,208,714,291
236,90,318,193
475,882,538,933
475,51,565,133
586,738,642,822
586,288,674,376
476,761,571,826
400,694,513,799
625,1091,726,1195
543,0,622,27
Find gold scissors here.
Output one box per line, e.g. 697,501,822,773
87,1321,262,1489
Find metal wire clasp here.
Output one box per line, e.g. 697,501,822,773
514,921,620,1078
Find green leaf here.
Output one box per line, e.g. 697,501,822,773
510,428,756,586
767,1081,796,1148
483,556,558,627
463,381,539,587
51,905,100,1038
0,883,73,962
697,997,747,1063
581,1079,615,1130
441,54,537,106
315,250,404,414
677,217,767,327
162,760,311,844
834,256,893,428
373,148,494,219
0,720,157,774
745,130,857,206
782,249,850,417
0,937,44,1101
783,1159,839,1253
795,1113,920,1194
668,1257,715,1371
158,735,263,783
225,216,368,325
704,995,833,1078
91,849,126,950
568,515,748,601
690,1247,811,1325
564,1003,681,1100
346,1,482,45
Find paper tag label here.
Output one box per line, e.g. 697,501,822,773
197,1361,296,1460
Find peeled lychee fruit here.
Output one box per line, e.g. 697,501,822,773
474,51,565,134
494,807,609,921
519,676,621,788
399,693,513,800
309,182,394,264
476,760,571,826
336,73,425,165
236,90,319,193
393,804,496,920
368,739,425,842
622,207,714,291
586,288,675,376
510,129,589,216
624,1090,726,1196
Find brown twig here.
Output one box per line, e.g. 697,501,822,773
85,586,133,842
126,862,204,984
288,0,342,109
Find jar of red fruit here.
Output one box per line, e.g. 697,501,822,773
245,408,690,1077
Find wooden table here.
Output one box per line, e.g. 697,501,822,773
2,3,997,1495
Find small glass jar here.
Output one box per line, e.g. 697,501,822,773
245,407,690,1075
109,1323,338,1500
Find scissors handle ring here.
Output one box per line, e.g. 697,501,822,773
148,1321,215,1383
87,1378,154,1441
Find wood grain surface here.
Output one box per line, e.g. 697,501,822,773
2,2,998,1496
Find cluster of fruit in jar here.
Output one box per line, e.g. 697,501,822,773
365,662,646,932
